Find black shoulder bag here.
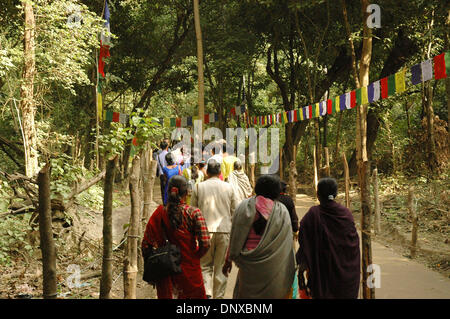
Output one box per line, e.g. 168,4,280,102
142,218,182,285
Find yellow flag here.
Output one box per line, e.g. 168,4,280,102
315,103,320,117
97,93,103,121
299,108,304,121
335,96,340,112
361,86,369,105
395,70,406,93
164,118,170,127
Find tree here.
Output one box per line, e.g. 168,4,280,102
355,0,374,299
20,0,38,178
193,0,205,131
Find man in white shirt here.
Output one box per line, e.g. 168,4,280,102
191,159,237,299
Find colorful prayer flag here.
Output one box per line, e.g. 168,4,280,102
326,100,332,114
361,86,369,105
111,111,119,122
395,70,406,93
380,77,388,99
106,110,113,122
410,63,422,85
421,59,433,82
176,118,181,127
334,97,340,113
350,91,356,108
345,93,351,110
319,101,325,115
339,94,346,111
97,93,103,121
164,118,170,127
368,81,380,103
387,74,396,96
181,117,187,127
434,53,447,80
119,113,127,124
204,114,209,124
356,88,362,106
170,118,176,127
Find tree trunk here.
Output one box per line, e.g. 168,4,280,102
20,1,38,178
288,161,297,202
423,81,438,173
324,147,330,177
313,145,318,192
372,168,380,235
194,0,204,131
408,187,418,258
100,156,117,299
334,112,343,162
342,152,350,208
123,156,141,299
357,0,374,299
38,163,57,299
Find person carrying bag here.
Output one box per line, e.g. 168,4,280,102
142,175,211,299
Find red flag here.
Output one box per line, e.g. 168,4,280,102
204,114,210,124
434,53,447,80
380,77,388,99
350,91,356,108
98,43,110,78
132,136,138,146
112,112,120,122
293,110,298,122
231,107,236,116
176,118,181,127
308,105,313,119
327,99,332,115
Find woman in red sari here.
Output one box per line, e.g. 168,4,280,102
142,175,211,299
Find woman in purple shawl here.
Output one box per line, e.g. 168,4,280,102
296,177,360,299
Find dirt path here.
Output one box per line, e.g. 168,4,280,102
112,181,450,299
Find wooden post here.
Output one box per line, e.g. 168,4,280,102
313,145,318,192
100,156,117,299
124,155,141,299
408,186,418,258
38,163,57,299
342,152,350,209
324,147,330,177
372,168,381,235
143,148,158,226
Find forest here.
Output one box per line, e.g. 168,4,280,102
0,0,449,299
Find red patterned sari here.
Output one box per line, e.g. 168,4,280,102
142,204,210,299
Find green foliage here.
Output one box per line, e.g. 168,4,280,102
0,213,34,266
98,125,132,158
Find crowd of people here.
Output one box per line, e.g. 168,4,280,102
142,138,361,299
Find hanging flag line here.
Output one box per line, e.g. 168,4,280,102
105,51,449,127
243,51,448,126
